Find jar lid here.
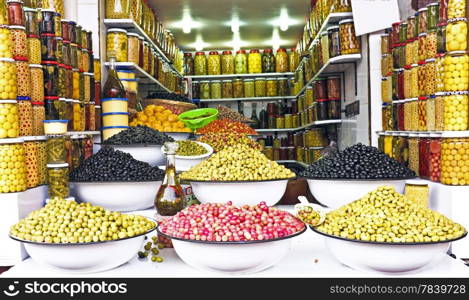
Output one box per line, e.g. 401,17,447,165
321,31,329,36
244,79,254,81
427,2,439,7
255,77,266,80
27,34,39,39
101,112,129,116
61,19,70,23
392,22,400,26
411,63,418,67
14,56,28,62
447,50,468,56
264,49,273,53
434,92,445,96
0,99,17,103
59,97,66,101
418,32,427,37
448,17,468,23
441,131,469,138
101,98,128,102
338,19,354,25
23,7,38,12
40,8,57,13
16,96,30,101
84,72,94,76
64,98,73,102
184,52,192,57
58,63,67,68
107,28,127,34
250,49,260,53
0,137,24,144
277,48,287,52
417,60,426,65
119,78,138,81
102,126,130,129
43,120,68,123
72,68,80,71
425,58,435,63
418,96,427,100
435,53,446,58
223,50,232,55
126,32,140,38
437,21,447,27
195,52,205,55
63,39,71,44
316,99,328,102
47,163,69,168
0,58,14,62
209,51,219,55
42,60,58,65
236,50,246,54
327,25,339,30
406,179,429,186
56,36,63,41
417,7,428,12
9,25,26,30
45,96,60,100
41,33,55,37
31,101,44,105
95,105,101,108
222,80,232,82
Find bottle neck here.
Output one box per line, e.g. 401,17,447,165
164,153,178,185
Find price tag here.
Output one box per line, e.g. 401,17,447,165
351,0,400,36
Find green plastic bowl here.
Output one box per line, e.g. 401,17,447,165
178,108,218,130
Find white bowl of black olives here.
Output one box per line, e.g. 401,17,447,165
97,144,166,167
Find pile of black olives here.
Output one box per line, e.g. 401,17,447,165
70,147,164,182
103,126,174,145
302,143,416,179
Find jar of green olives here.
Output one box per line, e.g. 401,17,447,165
47,163,69,198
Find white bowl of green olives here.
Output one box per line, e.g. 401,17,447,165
94,143,166,167
189,178,294,206
165,132,191,141
306,178,412,209
158,227,306,274
71,181,162,212
312,227,467,274
174,142,213,171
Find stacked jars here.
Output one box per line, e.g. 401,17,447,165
0,137,26,193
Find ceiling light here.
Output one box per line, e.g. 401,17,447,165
224,31,249,51
225,13,245,34
170,7,203,34
270,7,302,31
190,34,209,51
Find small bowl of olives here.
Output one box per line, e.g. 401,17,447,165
164,141,213,171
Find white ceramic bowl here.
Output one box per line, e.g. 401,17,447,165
94,144,165,166
159,227,305,274
306,178,412,209
164,141,213,171
10,223,156,273
189,178,293,206
312,228,467,274
166,132,191,141
71,181,162,212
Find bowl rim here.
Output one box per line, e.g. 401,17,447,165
96,143,166,147
157,225,306,245
9,218,157,246
182,177,297,183
310,226,468,245
70,180,163,184
304,176,418,181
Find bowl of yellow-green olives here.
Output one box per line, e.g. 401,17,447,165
164,141,213,171
9,198,157,273
311,186,468,274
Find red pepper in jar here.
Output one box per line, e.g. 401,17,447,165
429,138,441,182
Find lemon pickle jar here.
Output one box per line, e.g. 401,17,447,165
194,51,207,75
440,134,469,186
0,137,26,193
442,51,468,92
106,28,127,62
446,18,467,52
207,51,221,75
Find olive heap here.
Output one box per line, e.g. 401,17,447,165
216,105,252,123
302,143,415,179
317,186,467,243
297,206,322,226
198,132,262,152
159,202,305,242
175,140,208,156
102,125,174,145
180,144,295,181
70,146,164,182
10,198,156,243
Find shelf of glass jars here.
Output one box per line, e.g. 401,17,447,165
3,132,102,141
306,12,353,51
103,19,183,78
295,53,361,98
197,96,296,103
256,119,343,133
186,72,295,81
103,62,172,92
376,131,469,137
276,160,309,168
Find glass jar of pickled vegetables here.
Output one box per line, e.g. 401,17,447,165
207,51,221,75
0,1,9,25
0,100,19,138
418,96,428,131
210,80,221,99
339,19,360,55
126,32,140,65
288,48,299,72
405,37,418,65
0,137,26,192
448,0,466,19
0,26,12,59
199,81,210,100
106,28,127,62
382,76,392,103
320,32,330,63
26,35,40,64
262,49,275,73
233,78,243,98
244,79,255,98
396,100,406,131
222,80,233,99
72,99,85,131
381,33,390,55
235,50,247,74
417,8,428,34
399,22,408,43
437,22,447,53
407,15,417,40
392,44,400,69
183,52,194,76
426,29,437,59
440,134,469,185
418,134,431,179
24,7,38,36
16,58,30,99
403,65,412,99
424,58,437,96
408,134,420,175
427,2,439,31
255,77,266,97
417,61,426,97
382,103,392,130
328,25,341,58
70,42,78,68
446,18,467,52
106,0,130,19
443,51,468,91
418,33,427,62
426,94,437,131
7,0,25,26
391,22,400,45
0,58,17,100
47,163,69,198
31,101,44,135
221,50,234,74
275,48,289,73
442,91,468,130
45,97,60,120
10,25,27,58
248,49,262,74
42,61,58,97
266,78,278,97
194,51,207,75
